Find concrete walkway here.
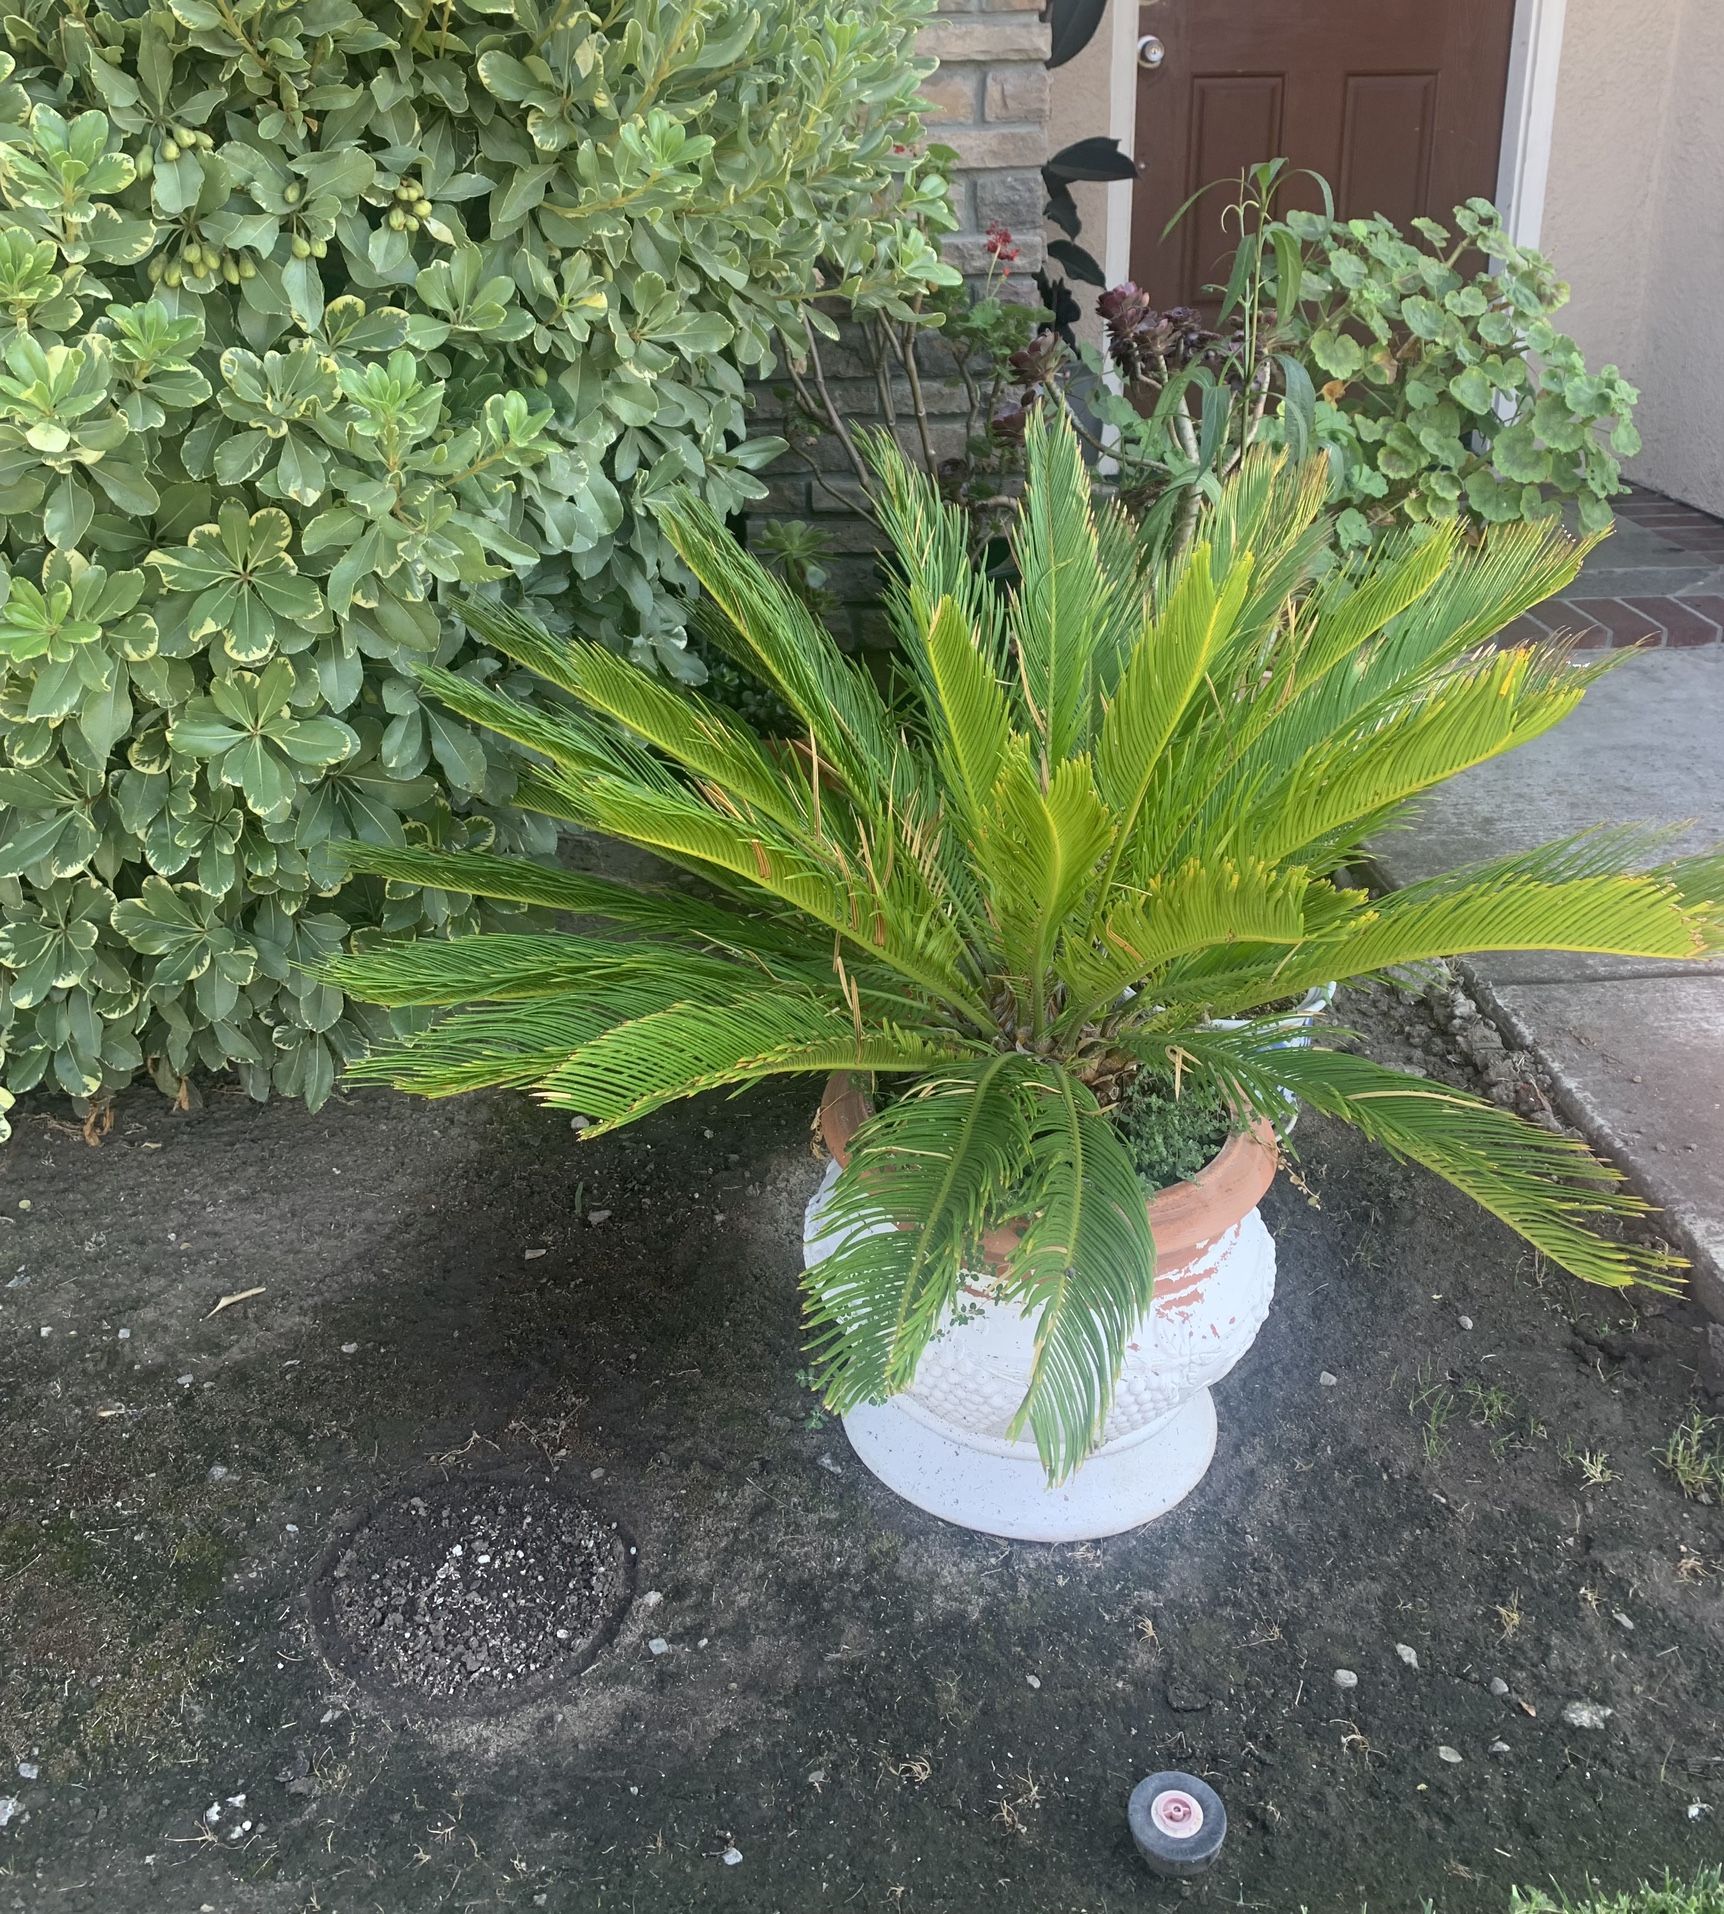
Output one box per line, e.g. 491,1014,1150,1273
1373,640,1724,1319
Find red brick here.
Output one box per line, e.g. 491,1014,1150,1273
1626,596,1723,647
1496,612,1553,649
1544,598,1611,648
1562,597,1663,648
1672,596,1724,644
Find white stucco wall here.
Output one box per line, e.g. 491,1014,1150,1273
1542,0,1724,515
1046,0,1135,353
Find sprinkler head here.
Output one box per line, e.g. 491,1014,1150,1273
1127,1771,1226,1878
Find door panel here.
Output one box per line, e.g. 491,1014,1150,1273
1131,0,1516,307
1337,73,1438,231
1179,76,1285,296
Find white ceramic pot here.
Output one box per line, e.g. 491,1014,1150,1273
802,1078,1280,1543
1209,982,1337,1135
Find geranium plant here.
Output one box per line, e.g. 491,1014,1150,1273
1080,164,1640,554
329,414,1720,1477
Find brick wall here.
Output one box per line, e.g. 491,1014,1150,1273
919,0,1050,280
746,0,1052,650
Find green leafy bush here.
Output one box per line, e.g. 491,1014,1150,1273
0,0,953,1110
1086,166,1638,553
1283,197,1640,545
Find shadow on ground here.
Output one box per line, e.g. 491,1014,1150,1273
2,1046,1721,1911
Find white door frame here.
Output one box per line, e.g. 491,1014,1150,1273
1495,0,1570,249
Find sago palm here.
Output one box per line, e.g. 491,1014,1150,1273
327,412,1724,1479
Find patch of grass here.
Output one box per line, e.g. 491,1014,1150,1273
1514,1868,1724,1914
1407,1360,1457,1460
76,1621,229,1757
1463,1380,1518,1430
1307,1873,1724,1914
0,1505,237,1767
1557,1436,1618,1489
168,1526,235,1604
1659,1411,1724,1503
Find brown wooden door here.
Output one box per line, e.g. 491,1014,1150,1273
1130,0,1516,306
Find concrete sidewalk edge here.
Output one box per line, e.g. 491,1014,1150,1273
1454,958,1724,1325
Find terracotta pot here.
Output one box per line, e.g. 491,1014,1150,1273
805,1071,1281,1542
816,1071,1277,1290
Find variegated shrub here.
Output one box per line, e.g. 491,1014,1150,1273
0,0,955,1111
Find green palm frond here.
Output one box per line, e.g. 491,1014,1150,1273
1062,857,1311,1023
1092,541,1255,904
1284,523,1458,688
342,990,680,1096
986,745,1114,1029
804,1055,1040,1412
1250,646,1597,867
864,430,1006,663
332,841,813,955
1163,865,1724,1018
1183,1028,1682,1291
326,933,815,1006
1189,447,1331,635
655,493,905,805
335,406,1724,1482
408,658,665,793
1309,869,1724,972
536,989,980,1132
907,595,1013,839
483,623,815,836
1008,414,1140,766
1004,1072,1156,1479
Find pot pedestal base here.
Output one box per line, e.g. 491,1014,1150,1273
841,1388,1218,1543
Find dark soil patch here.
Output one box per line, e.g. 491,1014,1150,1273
0,978,1720,1913
315,1472,633,1711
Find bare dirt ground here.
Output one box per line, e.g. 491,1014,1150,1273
2,985,1721,1913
